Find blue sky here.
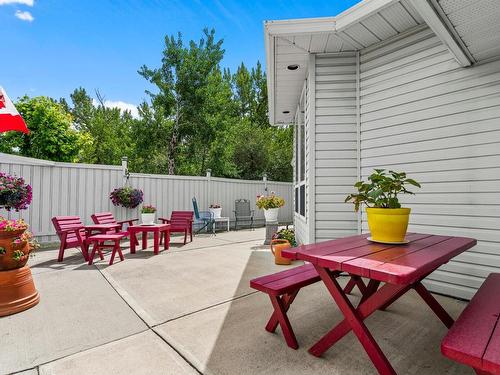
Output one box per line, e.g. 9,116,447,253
1,0,359,111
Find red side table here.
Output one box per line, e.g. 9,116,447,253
128,224,171,255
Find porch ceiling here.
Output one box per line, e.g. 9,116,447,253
266,0,425,125
436,0,500,62
265,0,500,126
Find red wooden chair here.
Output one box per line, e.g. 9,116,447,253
91,212,138,245
51,216,88,262
52,216,127,265
159,211,194,244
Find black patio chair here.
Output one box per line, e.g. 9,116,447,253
234,199,254,230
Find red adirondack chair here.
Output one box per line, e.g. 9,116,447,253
52,215,127,265
51,216,87,262
91,212,138,245
159,211,194,244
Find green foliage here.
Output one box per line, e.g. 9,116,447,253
256,193,285,209
345,169,421,212
1,28,293,182
0,96,80,162
67,88,134,165
273,228,297,247
141,205,156,213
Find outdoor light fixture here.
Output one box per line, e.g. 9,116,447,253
287,64,299,71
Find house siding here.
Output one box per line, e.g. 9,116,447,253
359,26,500,300
314,53,359,242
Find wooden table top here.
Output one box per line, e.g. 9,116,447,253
282,233,477,285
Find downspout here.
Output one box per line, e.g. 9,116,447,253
308,54,316,243
356,51,362,234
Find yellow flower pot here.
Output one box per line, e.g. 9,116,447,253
366,207,411,243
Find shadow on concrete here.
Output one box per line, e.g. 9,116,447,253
156,248,471,375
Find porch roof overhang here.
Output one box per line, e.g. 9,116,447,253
265,0,500,126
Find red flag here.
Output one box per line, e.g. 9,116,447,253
0,87,29,134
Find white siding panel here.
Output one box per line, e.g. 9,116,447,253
360,26,500,300
314,53,358,242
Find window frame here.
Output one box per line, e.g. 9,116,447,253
294,83,307,219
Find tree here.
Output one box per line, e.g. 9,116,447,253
138,28,225,174
66,88,134,165
0,96,81,162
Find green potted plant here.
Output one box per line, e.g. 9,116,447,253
345,169,421,243
256,193,285,222
140,205,156,225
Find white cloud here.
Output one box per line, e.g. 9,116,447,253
15,10,34,22
93,99,140,119
0,0,34,5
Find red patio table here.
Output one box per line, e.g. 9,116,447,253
282,232,477,375
128,224,171,255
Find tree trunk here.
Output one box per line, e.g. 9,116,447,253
167,101,180,175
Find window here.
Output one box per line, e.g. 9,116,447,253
294,84,306,218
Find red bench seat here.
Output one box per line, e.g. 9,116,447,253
441,273,500,375
251,264,322,349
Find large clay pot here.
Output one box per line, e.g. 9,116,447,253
0,266,39,317
0,228,39,316
0,228,31,271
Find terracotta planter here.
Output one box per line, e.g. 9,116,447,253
0,266,39,317
0,228,39,316
0,228,31,271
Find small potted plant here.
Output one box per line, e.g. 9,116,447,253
345,169,421,243
209,204,222,219
110,186,143,209
140,205,156,225
256,193,285,222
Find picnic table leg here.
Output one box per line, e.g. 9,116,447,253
343,277,357,294
153,230,159,255
311,266,406,375
265,290,299,333
359,280,381,305
130,231,136,254
142,231,148,250
268,294,299,349
413,282,454,328
309,281,410,358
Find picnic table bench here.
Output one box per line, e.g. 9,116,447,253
250,264,366,349
442,273,500,375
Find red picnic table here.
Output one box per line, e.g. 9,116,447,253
128,223,171,255
282,232,477,375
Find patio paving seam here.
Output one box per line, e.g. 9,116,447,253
150,290,261,328
10,329,150,375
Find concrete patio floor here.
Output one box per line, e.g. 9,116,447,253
0,228,474,375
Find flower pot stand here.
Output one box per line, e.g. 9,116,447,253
264,220,279,245
0,265,40,317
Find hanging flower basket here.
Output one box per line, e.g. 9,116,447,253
110,187,143,209
0,172,32,211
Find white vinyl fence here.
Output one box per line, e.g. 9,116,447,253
0,153,293,243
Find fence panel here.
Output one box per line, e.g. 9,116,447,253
0,153,293,243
